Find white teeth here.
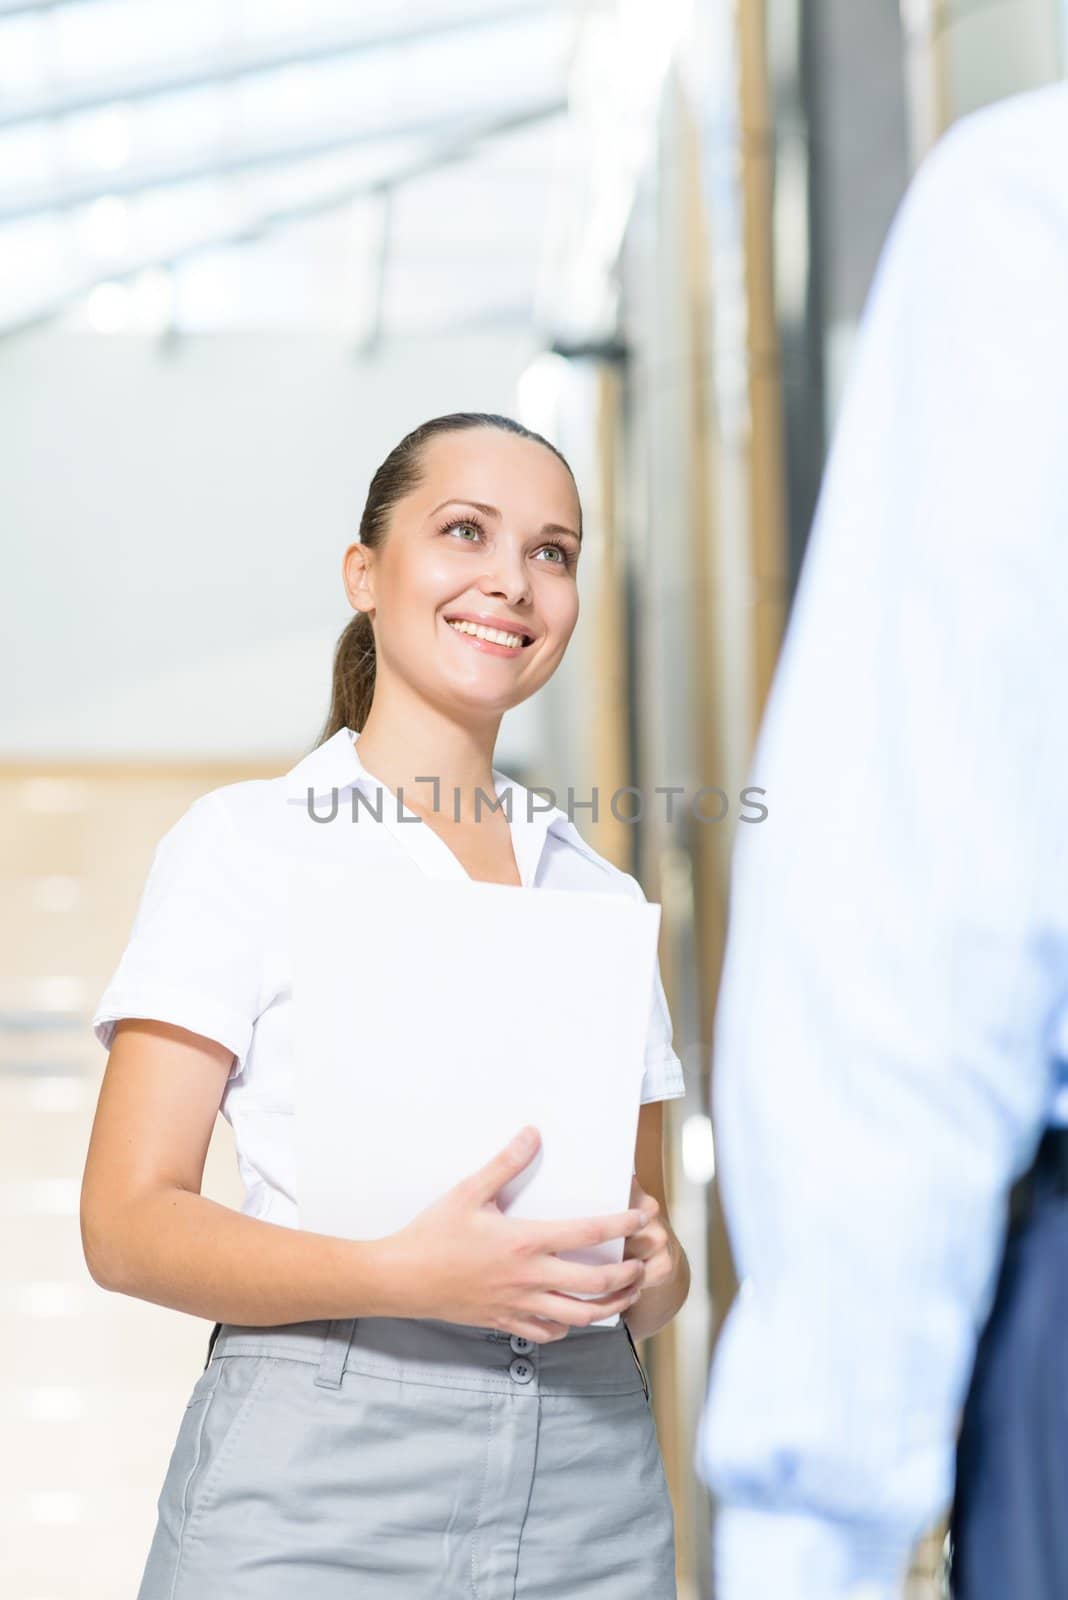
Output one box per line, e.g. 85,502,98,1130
447,619,526,649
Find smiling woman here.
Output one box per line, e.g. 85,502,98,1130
82,409,689,1599
322,412,585,757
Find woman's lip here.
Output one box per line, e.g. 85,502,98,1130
442,611,536,643
443,617,527,657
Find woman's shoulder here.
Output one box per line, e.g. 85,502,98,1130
153,777,294,892
162,776,277,841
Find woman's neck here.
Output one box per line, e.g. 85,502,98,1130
352,714,503,826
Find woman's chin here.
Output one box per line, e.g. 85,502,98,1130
434,677,533,718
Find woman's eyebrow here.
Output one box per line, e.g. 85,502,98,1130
428,497,581,543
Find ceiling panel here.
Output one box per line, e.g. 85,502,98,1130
0,0,583,337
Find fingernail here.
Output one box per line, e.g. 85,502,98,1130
637,1211,649,1226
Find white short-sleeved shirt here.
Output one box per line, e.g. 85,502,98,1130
92,726,686,1229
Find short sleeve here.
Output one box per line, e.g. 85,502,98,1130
625,874,687,1104
91,791,264,1080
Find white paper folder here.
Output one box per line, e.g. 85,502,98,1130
289,862,662,1328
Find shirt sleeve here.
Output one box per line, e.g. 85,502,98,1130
694,99,1068,1599
625,873,687,1104
91,789,266,1080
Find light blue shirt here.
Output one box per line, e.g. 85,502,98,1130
695,83,1068,1599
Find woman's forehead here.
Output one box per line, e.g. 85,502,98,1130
413,431,580,520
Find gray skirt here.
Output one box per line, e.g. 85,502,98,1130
136,1314,678,1599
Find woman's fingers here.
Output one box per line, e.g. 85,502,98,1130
503,1317,572,1345
538,1254,645,1298
524,1282,642,1329
523,1208,647,1257
501,1267,647,1342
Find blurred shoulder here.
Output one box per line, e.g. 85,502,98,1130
873,82,1068,327
915,82,1068,219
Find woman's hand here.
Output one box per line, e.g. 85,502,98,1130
621,1174,677,1292
377,1126,650,1343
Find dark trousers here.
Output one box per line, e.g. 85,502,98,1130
949,1128,1068,1599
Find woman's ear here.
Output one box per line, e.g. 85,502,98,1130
342,542,375,615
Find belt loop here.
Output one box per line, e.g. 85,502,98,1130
314,1318,357,1389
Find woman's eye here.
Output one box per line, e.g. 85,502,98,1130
444,521,573,570
538,545,576,570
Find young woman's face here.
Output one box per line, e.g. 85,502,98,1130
358,427,582,717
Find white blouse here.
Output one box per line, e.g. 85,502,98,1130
92,726,686,1229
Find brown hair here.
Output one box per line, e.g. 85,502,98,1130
315,411,581,744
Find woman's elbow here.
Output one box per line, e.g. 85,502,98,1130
79,1173,144,1292
80,1192,125,1290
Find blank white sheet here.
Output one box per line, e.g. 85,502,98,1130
289,863,662,1326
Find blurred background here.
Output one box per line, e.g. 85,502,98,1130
2,1,1067,1595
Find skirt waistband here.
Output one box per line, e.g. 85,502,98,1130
207,1315,651,1400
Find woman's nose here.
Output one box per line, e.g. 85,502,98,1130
477,561,531,607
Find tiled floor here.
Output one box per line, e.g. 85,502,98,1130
0,1044,246,1594
1,769,256,1598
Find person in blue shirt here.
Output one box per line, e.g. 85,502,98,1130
695,82,1068,1600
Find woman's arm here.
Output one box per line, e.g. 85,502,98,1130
80,1018,405,1324
622,1099,691,1342
80,1019,649,1336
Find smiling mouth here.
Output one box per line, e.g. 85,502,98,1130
443,616,535,650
